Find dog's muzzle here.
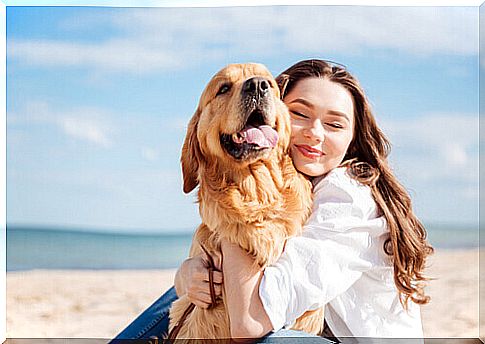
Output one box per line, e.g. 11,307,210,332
241,77,270,99
220,77,279,161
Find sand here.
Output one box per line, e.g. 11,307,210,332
6,248,479,339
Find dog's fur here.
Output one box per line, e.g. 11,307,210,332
169,63,324,339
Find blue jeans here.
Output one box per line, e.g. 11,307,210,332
111,286,178,341
110,286,335,343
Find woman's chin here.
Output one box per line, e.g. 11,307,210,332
295,163,326,178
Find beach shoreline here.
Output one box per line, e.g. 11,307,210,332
6,248,479,338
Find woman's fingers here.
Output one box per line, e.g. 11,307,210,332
212,270,223,284
203,270,223,284
186,285,223,308
201,248,223,272
211,250,223,271
187,289,213,304
182,252,224,306
187,291,212,309
208,282,223,297
189,281,223,296
214,283,223,297
191,299,211,309
195,269,223,284
186,281,223,304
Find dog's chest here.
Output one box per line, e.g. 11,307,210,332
198,178,286,229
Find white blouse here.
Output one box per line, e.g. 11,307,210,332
259,167,424,339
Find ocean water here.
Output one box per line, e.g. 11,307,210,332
424,223,478,250
6,223,478,271
7,226,194,271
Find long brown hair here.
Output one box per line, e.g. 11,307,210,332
276,59,434,307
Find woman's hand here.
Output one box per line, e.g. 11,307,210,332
174,251,223,309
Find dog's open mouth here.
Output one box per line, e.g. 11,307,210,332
220,110,279,160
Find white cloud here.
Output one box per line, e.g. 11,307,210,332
141,147,159,162
382,113,477,146
113,7,478,55
61,117,113,148
8,6,477,74
380,113,478,182
443,143,468,167
379,113,478,225
9,39,184,74
8,102,116,148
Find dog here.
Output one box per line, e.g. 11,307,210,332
168,63,325,340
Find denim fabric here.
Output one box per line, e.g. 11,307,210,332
259,330,337,343
110,286,178,341
110,286,336,343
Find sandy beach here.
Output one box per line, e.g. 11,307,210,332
6,248,479,339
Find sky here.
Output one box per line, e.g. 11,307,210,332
5,5,479,232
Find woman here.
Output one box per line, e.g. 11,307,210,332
112,59,432,342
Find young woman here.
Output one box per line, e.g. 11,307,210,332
220,59,433,341
112,59,433,342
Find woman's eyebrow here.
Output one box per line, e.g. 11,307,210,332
288,98,351,122
287,98,314,109
327,110,351,122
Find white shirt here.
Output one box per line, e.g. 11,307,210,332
259,167,424,339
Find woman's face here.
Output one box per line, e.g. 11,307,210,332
285,77,355,177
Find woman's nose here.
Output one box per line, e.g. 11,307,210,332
304,120,325,142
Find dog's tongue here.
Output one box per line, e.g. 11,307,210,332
240,125,278,147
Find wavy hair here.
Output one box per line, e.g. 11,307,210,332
276,59,434,307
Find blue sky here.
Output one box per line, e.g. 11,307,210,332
6,5,479,232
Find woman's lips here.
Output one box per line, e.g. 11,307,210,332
295,144,324,159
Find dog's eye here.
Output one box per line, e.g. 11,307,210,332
216,84,231,96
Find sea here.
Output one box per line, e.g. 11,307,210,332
6,223,479,271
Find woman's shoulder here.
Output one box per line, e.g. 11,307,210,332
313,166,368,195
312,166,378,220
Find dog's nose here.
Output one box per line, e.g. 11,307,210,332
242,77,270,97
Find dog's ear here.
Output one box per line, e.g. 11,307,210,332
181,108,203,193
276,101,292,154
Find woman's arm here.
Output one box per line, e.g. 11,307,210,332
221,239,273,339
221,169,383,337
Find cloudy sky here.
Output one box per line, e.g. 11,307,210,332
6,5,478,232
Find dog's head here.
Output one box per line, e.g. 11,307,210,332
181,63,291,193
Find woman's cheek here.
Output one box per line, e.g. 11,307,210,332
289,128,298,145
290,123,304,138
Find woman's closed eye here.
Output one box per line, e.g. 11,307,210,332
325,122,344,129
290,111,309,119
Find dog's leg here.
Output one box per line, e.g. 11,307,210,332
291,307,325,335
168,295,230,341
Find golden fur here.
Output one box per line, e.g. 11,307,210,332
169,63,324,340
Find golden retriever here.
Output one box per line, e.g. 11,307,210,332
168,63,324,340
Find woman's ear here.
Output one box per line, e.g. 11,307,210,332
181,108,203,193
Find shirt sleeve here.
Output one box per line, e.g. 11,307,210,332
259,168,388,331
